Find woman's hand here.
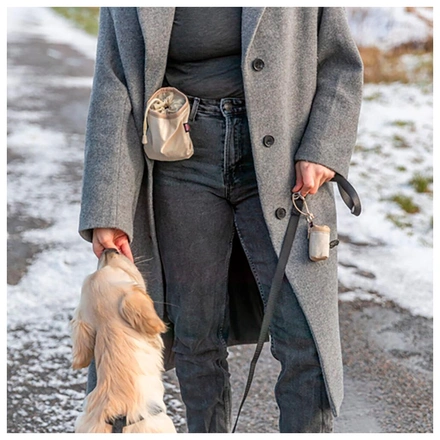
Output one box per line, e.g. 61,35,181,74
92,228,134,262
292,161,335,197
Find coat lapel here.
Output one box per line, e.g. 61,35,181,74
137,7,176,98
241,7,266,62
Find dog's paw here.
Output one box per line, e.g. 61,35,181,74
71,316,96,369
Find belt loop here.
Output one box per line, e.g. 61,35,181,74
189,97,200,122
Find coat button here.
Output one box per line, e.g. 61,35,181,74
275,207,287,219
263,135,275,147
252,58,265,71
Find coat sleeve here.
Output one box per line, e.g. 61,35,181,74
79,7,145,243
294,7,363,178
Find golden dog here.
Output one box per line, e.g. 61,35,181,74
71,248,176,433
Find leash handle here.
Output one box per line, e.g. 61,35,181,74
331,173,361,216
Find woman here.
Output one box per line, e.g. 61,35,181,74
79,7,363,433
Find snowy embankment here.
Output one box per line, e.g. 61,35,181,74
7,6,433,334
7,7,98,330
336,83,433,318
340,7,433,318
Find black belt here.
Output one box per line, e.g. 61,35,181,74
232,173,361,433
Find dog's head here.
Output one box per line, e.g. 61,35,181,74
71,249,166,370
96,248,146,290
96,248,166,336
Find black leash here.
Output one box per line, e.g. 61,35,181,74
232,174,361,433
331,173,361,217
232,200,302,433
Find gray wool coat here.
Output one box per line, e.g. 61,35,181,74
79,7,363,417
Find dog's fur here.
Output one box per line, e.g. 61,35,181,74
71,249,176,433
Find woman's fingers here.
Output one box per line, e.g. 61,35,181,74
292,162,304,193
115,235,134,263
92,228,115,259
92,239,105,259
92,228,133,262
292,161,335,196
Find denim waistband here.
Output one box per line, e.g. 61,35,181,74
187,95,246,121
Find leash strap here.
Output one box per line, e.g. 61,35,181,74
232,203,302,433
232,173,361,433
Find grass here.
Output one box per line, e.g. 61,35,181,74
355,144,383,154
363,91,383,101
386,213,413,230
52,7,100,36
390,194,420,214
391,120,416,131
392,134,410,149
409,173,433,194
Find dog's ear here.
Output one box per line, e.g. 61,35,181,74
119,287,166,336
71,312,96,370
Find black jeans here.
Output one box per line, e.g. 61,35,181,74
152,96,333,433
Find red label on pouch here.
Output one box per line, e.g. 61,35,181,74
183,123,190,133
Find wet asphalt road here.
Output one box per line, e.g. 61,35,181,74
7,9,433,434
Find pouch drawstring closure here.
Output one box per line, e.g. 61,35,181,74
142,91,185,145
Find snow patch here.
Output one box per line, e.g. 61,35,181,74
347,7,433,50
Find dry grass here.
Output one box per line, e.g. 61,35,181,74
359,46,408,84
359,42,433,84
349,7,433,84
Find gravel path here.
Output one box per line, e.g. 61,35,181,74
7,8,432,434
162,299,433,433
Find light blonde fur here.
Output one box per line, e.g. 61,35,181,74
71,250,176,433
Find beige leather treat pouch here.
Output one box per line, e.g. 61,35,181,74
142,87,194,161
